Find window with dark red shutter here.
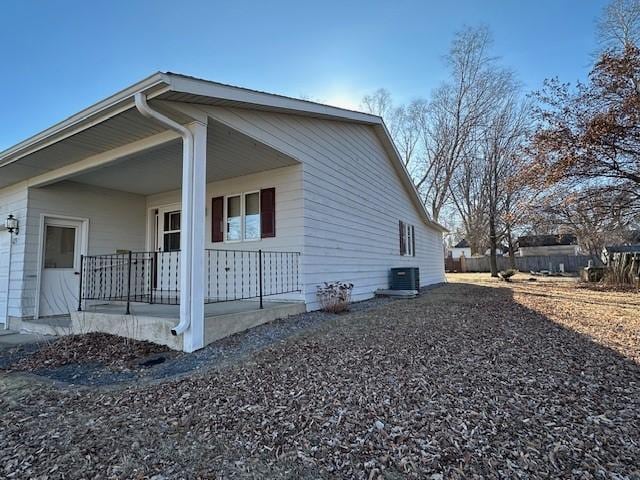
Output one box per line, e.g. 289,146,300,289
260,187,276,238
211,196,224,242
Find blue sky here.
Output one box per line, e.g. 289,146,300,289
1,0,607,151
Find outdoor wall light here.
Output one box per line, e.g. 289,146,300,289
5,214,18,234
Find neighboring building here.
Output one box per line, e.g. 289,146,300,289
0,72,447,352
603,244,640,265
483,245,510,257
517,234,579,257
448,239,472,259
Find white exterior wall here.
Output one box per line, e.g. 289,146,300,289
0,183,29,321
192,106,445,309
146,165,304,302
3,104,446,320
21,181,147,318
146,165,303,252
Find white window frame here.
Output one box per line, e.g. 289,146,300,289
402,222,415,257
223,191,262,243
242,190,261,242
224,194,243,243
162,210,181,252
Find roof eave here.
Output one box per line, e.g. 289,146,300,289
162,72,382,125
0,72,171,166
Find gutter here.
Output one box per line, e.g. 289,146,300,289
134,92,193,336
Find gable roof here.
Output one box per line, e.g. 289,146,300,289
0,72,446,233
454,239,470,248
517,234,577,248
604,244,640,253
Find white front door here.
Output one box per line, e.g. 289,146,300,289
0,231,10,325
39,218,84,317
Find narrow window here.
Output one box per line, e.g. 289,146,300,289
226,195,242,241
163,211,181,251
406,224,414,256
244,192,261,240
399,221,415,256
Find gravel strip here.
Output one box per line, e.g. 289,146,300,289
1,281,638,479
0,296,393,387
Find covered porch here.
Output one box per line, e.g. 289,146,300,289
8,84,305,351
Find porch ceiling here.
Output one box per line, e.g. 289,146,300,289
66,118,298,195
0,109,175,189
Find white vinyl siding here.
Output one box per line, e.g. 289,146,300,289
0,183,29,321
196,105,445,308
0,231,10,324
146,165,304,253
2,102,444,319
20,181,147,318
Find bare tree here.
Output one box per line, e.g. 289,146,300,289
361,88,394,119
481,93,532,275
448,150,490,255
361,26,533,253
418,26,515,224
598,0,640,50
393,100,425,169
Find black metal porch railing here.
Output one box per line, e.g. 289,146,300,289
77,249,301,314
204,249,300,307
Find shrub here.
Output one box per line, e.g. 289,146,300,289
602,254,640,290
499,268,518,282
317,281,354,313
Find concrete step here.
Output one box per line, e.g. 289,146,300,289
375,289,419,299
14,316,71,336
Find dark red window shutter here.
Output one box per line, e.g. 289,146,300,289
261,187,276,238
211,196,224,242
399,220,405,255
411,225,416,257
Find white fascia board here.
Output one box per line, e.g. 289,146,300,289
0,72,170,166
163,73,382,125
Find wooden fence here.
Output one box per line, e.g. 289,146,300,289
452,254,602,273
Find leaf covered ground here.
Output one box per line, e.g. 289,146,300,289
3,333,170,373
1,276,639,479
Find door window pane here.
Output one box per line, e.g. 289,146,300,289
163,232,181,251
44,226,76,268
226,195,242,241
244,192,260,240
162,210,181,251
164,211,180,232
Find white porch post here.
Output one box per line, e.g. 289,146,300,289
181,119,208,352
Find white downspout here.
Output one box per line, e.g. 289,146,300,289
134,93,193,336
